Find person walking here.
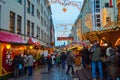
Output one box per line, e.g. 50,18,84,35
27,53,34,76
60,52,67,69
90,40,103,80
46,54,52,72
23,54,28,75
66,51,75,75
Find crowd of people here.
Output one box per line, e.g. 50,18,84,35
11,40,120,80
12,53,34,77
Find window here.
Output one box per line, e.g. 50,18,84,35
37,26,39,39
97,18,100,22
27,20,30,36
41,16,43,25
96,0,99,4
37,0,40,5
39,27,41,39
96,15,100,18
41,30,43,40
96,23,101,27
45,33,46,42
96,5,100,8
96,9,100,12
37,9,40,19
17,0,22,4
31,4,34,16
41,5,43,14
10,11,15,33
105,3,109,7
27,0,30,13
17,15,22,34
31,22,34,37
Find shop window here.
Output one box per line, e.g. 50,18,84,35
17,0,22,4
31,22,34,37
17,15,22,34
10,11,15,33
27,20,30,36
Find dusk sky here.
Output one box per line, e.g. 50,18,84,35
49,0,84,46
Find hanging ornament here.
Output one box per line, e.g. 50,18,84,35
63,7,67,12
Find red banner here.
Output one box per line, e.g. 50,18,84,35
57,37,74,40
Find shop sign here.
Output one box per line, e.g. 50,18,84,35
57,37,74,41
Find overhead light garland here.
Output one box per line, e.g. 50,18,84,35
48,0,81,12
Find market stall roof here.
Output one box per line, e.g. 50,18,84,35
28,37,40,45
0,31,24,43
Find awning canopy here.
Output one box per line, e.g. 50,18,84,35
0,31,24,43
28,37,40,45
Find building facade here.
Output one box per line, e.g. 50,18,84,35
74,0,120,46
0,0,54,46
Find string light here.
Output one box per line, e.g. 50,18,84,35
49,0,81,12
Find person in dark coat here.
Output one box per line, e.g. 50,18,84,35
81,46,90,69
106,43,119,80
12,54,20,77
60,52,67,69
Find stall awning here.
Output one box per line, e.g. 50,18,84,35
28,37,40,45
0,31,24,43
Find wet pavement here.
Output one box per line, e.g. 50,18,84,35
8,65,82,80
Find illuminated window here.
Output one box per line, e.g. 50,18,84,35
17,15,22,34
10,11,15,33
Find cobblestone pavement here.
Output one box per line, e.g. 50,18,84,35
8,65,82,80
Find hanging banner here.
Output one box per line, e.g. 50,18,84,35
57,37,74,41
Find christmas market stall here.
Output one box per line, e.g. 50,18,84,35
82,26,120,46
0,31,26,79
